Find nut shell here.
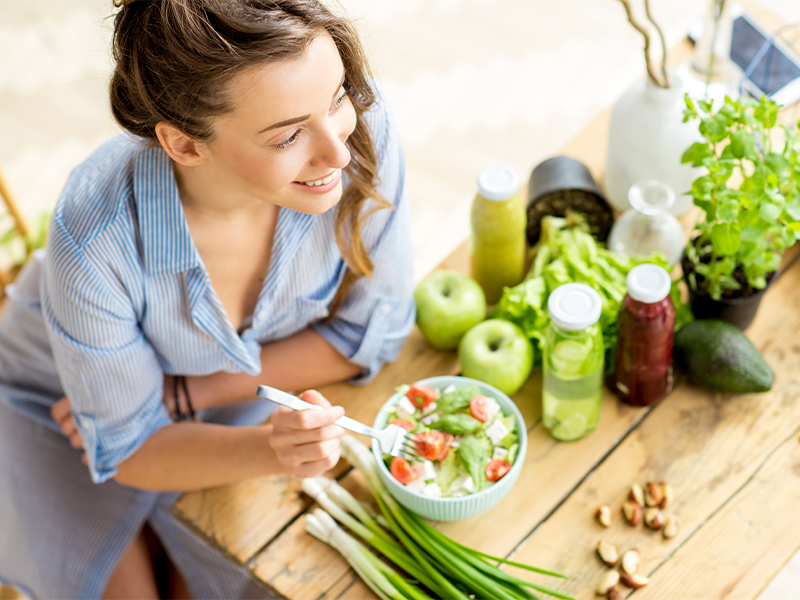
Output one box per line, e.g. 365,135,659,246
660,482,673,509
596,505,612,528
620,572,649,589
663,514,680,539
597,540,620,567
629,483,645,507
596,570,620,595
621,549,640,575
608,588,623,600
644,507,664,530
622,500,642,526
645,481,664,507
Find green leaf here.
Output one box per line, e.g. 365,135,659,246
711,222,741,256
698,99,714,114
457,435,487,492
730,129,757,160
759,201,783,223
681,142,714,167
717,199,739,222
434,413,483,436
765,152,792,181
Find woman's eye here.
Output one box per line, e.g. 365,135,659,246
331,90,347,110
274,129,301,150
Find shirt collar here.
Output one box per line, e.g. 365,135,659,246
133,145,201,275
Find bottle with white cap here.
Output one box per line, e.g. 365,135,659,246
542,282,604,442
613,263,676,406
471,164,526,304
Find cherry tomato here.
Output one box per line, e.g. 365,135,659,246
469,395,493,423
436,432,455,462
414,430,445,461
485,459,512,482
407,383,438,409
390,456,417,484
389,418,415,432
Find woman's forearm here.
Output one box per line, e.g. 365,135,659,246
191,328,361,409
114,421,286,491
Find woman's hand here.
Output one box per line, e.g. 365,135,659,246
51,374,182,453
51,396,84,451
268,390,345,478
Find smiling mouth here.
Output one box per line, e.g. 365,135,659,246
297,170,338,187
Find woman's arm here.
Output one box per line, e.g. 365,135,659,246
114,390,345,491
187,327,362,410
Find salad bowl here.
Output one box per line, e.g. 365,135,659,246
371,375,527,521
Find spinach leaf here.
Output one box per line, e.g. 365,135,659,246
434,413,482,435
457,435,487,491
436,384,481,412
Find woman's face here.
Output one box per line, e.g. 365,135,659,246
200,31,357,215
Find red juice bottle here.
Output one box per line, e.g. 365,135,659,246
613,264,675,406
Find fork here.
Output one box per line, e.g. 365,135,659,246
255,385,419,459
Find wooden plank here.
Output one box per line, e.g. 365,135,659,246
637,432,800,599
249,470,379,600
502,254,800,598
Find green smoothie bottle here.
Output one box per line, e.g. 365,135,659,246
470,165,526,304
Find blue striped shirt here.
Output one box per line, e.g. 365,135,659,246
0,92,415,484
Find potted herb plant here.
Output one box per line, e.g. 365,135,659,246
680,94,800,329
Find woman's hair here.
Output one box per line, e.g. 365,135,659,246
110,0,390,315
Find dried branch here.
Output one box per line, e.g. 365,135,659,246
618,0,668,88
644,0,670,87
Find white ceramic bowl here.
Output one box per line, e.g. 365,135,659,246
371,375,527,521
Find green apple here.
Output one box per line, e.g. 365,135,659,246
458,319,534,395
414,270,487,350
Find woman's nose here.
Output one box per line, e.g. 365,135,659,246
310,123,351,170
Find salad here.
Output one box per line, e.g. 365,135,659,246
383,381,519,498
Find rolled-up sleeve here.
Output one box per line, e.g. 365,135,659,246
312,89,415,383
41,215,171,483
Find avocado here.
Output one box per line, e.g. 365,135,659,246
673,320,774,393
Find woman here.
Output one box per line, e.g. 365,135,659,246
0,0,414,597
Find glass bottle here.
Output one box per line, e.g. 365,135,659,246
613,264,676,407
470,165,526,304
607,180,685,265
542,283,604,442
678,0,737,103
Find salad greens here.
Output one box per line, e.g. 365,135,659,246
491,213,693,372
386,382,519,497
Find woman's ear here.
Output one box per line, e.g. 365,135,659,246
155,122,209,166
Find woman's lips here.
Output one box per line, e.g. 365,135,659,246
291,169,341,194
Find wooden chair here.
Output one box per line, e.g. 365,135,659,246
0,162,29,301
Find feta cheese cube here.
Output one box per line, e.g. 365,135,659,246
405,478,425,494
421,482,442,498
413,460,437,482
421,413,440,426
483,397,501,422
442,385,456,394
492,446,509,461
396,396,418,420
422,401,437,416
451,473,476,494
485,419,510,445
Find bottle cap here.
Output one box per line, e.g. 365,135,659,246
547,283,602,330
626,263,671,304
477,165,520,201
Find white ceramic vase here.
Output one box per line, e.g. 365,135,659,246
605,76,703,216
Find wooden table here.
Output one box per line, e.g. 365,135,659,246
173,6,800,598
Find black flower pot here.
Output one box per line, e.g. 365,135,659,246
526,156,615,245
681,250,776,330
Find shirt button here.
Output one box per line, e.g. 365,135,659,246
380,303,391,315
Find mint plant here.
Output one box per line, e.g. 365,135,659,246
681,95,800,300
